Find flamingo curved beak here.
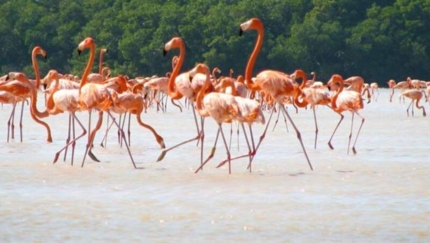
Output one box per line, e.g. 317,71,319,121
239,28,243,36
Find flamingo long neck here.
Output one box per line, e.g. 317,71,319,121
222,78,238,96
79,42,96,93
244,22,264,91
46,77,60,113
294,74,308,108
31,51,49,118
331,79,344,112
196,70,211,115
212,68,218,81
32,50,41,89
99,50,105,74
168,43,185,99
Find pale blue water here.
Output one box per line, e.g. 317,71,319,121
0,89,429,242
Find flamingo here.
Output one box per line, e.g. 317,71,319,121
388,79,411,103
87,48,108,84
236,17,313,170
157,37,214,164
77,37,136,168
0,91,26,142
188,63,240,174
0,46,52,142
306,71,324,89
400,89,426,117
43,70,87,165
327,74,365,154
3,72,52,142
370,82,379,101
199,73,265,173
294,70,331,149
108,89,166,149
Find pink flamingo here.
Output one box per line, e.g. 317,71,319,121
157,37,214,164
327,74,365,154
294,70,331,149
77,37,136,168
401,89,426,117
236,17,313,170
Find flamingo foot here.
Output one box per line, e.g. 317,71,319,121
157,150,167,162
352,147,357,154
53,153,60,164
328,142,334,150
88,150,101,162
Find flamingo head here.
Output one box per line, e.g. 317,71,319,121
77,37,95,55
189,63,210,78
237,75,244,84
33,46,48,59
47,70,60,81
164,37,183,56
328,74,344,87
239,18,263,35
291,69,307,89
6,72,27,82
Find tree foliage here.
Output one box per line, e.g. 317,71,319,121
1,0,429,86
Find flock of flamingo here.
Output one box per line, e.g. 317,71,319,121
0,18,428,173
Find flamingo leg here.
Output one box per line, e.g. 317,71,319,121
278,103,313,170
238,123,253,172
217,106,276,169
63,113,72,161
127,112,132,146
312,106,318,149
7,102,17,142
101,112,110,148
157,105,202,162
71,114,76,166
351,111,365,154
107,111,137,169
53,112,87,164
328,113,344,150
347,112,355,155
406,99,413,116
19,100,25,142
217,124,232,174
272,107,289,133
194,127,220,173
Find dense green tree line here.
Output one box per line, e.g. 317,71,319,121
1,0,429,86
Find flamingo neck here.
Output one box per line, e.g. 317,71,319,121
223,78,237,96
32,50,41,89
99,50,105,74
168,43,185,99
79,43,96,93
196,70,211,113
31,50,49,118
331,79,344,112
244,23,264,91
293,72,308,107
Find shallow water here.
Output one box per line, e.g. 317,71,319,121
1,89,429,242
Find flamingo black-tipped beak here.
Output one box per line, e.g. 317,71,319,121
163,49,167,56
105,48,109,53
45,54,48,60
239,28,243,36
43,83,47,90
5,75,9,81
77,49,82,56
